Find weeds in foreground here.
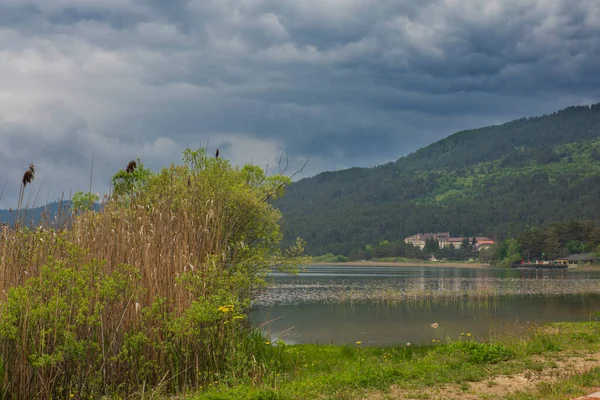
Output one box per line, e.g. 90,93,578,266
192,322,600,400
0,149,304,399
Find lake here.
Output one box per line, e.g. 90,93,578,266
251,265,600,345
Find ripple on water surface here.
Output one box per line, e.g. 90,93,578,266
251,266,600,344
255,276,600,306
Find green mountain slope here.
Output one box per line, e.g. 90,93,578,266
276,103,600,255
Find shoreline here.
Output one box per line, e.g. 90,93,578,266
310,261,600,271
310,260,490,268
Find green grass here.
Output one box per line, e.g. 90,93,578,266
189,322,600,400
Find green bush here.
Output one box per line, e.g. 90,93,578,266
0,241,143,398
0,148,304,399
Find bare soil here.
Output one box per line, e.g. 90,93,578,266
362,351,600,400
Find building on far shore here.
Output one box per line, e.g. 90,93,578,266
554,254,597,266
447,237,464,249
474,238,495,251
404,233,495,251
404,232,449,249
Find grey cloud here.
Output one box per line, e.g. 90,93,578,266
1,0,600,208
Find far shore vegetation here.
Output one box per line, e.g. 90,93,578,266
276,104,600,258
311,219,600,269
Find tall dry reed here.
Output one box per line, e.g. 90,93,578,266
0,152,298,398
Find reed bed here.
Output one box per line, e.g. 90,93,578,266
0,152,298,399
255,277,600,306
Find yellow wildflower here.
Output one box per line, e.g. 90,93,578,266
467,333,472,337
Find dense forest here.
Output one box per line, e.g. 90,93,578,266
513,220,600,261
315,237,480,263
315,220,600,267
276,103,600,255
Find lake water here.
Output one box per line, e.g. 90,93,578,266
251,265,600,345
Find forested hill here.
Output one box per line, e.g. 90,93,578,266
276,103,600,256
0,202,73,226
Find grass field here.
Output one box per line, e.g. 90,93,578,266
191,322,600,400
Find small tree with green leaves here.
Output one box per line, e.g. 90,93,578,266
71,191,100,214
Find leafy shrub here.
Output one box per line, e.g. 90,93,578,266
0,241,142,398
0,148,304,398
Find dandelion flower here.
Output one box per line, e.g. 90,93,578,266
467,333,472,337
218,305,234,313
461,332,465,336
432,339,436,343
265,341,271,345
430,323,439,329
356,341,362,345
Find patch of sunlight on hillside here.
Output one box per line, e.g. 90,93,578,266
435,189,463,202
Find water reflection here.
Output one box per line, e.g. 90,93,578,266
252,265,600,345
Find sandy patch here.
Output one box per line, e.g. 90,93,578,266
362,352,600,400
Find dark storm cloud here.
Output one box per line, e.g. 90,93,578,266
1,0,599,207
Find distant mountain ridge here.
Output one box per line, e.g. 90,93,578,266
0,202,73,226
276,103,600,255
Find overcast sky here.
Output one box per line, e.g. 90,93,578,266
1,0,599,208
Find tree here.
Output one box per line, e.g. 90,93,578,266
478,246,495,263
461,237,470,250
423,237,439,254
111,158,153,204
542,229,564,260
518,228,544,260
495,238,522,267
437,245,456,260
72,191,100,215
364,244,373,260
566,240,585,254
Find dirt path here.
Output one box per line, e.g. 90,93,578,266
363,351,600,400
